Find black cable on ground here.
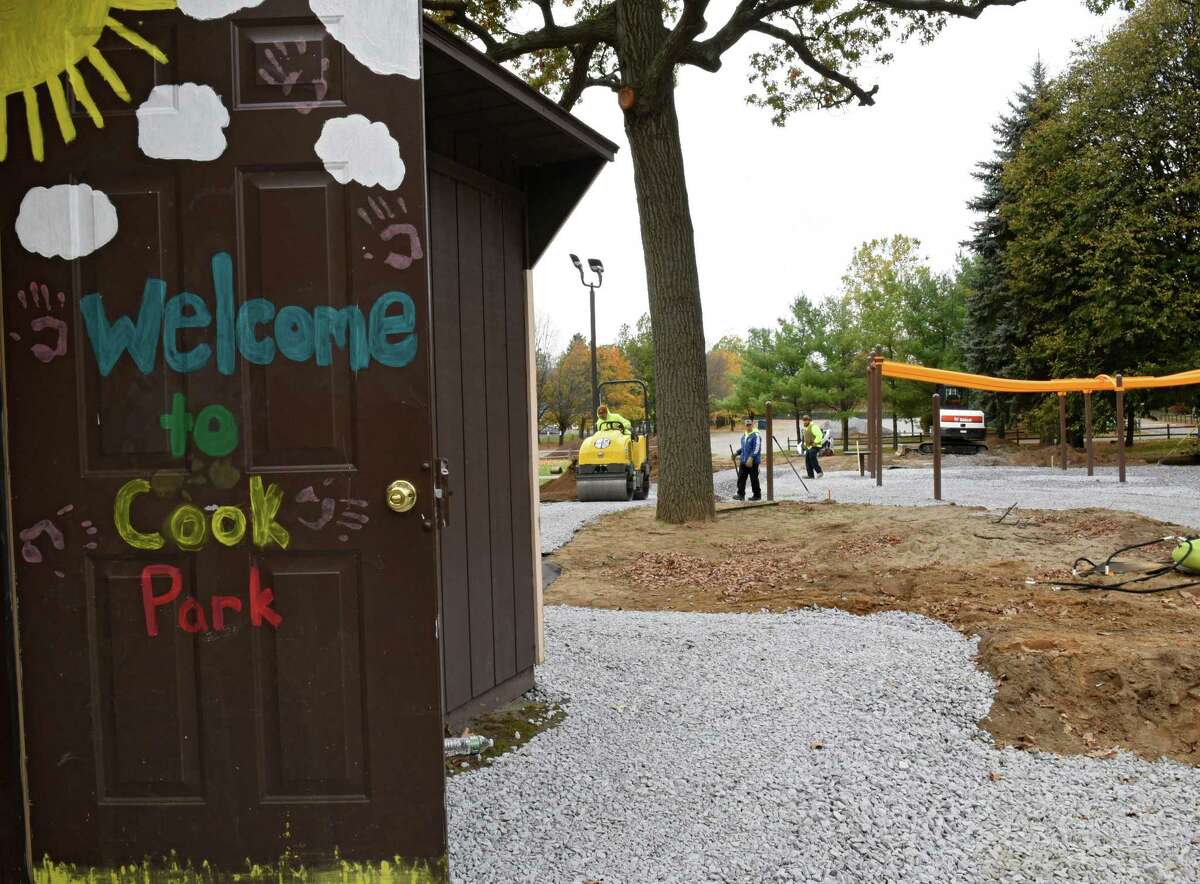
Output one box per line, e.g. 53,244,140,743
1053,536,1200,595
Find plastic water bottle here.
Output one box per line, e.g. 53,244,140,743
444,735,493,756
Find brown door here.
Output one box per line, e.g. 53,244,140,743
0,1,445,871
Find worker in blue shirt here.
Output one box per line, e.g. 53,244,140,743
735,417,762,501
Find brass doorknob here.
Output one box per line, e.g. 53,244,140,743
386,480,417,513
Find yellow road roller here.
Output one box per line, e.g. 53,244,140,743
576,379,652,502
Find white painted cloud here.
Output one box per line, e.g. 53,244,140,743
309,0,420,80
178,0,265,19
16,184,118,261
137,84,230,162
314,115,405,190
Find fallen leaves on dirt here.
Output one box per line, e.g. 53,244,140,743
617,551,811,601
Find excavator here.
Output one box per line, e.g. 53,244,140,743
918,386,989,455
575,379,653,502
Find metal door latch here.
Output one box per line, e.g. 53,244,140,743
433,457,451,527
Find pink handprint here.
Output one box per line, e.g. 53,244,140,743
357,196,424,271
258,40,330,115
19,504,99,578
10,282,68,363
295,480,370,543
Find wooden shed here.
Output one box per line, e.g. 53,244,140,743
422,22,617,724
0,5,613,877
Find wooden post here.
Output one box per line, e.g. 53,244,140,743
1115,373,1126,483
873,349,884,487
1058,392,1068,470
765,401,774,502
1084,391,1094,477
932,392,942,501
866,358,876,478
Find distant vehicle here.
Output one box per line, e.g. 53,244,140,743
918,386,989,455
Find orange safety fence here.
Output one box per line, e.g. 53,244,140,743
878,360,1200,394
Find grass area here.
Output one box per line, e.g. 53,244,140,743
539,462,570,485
445,700,567,776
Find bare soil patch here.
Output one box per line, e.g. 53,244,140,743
547,502,1200,765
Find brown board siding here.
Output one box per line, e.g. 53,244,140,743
429,163,536,720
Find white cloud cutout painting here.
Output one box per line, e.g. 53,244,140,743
178,0,265,19
314,115,406,190
309,0,421,80
137,83,230,161
15,184,119,261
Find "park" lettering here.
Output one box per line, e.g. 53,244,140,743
142,563,282,636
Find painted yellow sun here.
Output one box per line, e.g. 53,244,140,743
0,0,177,162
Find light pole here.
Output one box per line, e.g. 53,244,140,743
569,254,604,425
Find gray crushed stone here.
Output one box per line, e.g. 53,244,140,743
540,492,654,554
448,606,1200,882
714,464,1200,531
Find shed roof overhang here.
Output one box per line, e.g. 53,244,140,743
423,20,618,265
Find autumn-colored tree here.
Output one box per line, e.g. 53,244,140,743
545,334,592,444
596,344,644,419
706,339,744,424
426,0,1077,523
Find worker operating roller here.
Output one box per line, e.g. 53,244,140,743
575,381,652,502
596,403,630,433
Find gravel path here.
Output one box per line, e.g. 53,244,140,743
713,464,1200,530
448,606,1200,882
540,493,655,553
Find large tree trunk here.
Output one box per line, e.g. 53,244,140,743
620,14,713,523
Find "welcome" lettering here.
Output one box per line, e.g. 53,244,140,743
80,251,417,376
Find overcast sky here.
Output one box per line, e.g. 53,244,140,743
530,0,1128,353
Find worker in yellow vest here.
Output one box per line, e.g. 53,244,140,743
596,403,631,434
802,415,825,480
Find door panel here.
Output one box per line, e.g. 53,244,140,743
429,165,536,719
85,555,204,803
251,552,367,801
0,0,444,872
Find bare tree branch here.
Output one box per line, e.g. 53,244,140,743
649,0,713,85
864,0,1024,17
535,0,556,29
441,8,502,53
683,0,805,72
750,20,879,106
426,1,619,63
559,40,599,111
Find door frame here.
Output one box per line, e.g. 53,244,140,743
0,395,31,878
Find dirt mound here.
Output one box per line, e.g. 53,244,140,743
540,467,577,502
549,503,1200,765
